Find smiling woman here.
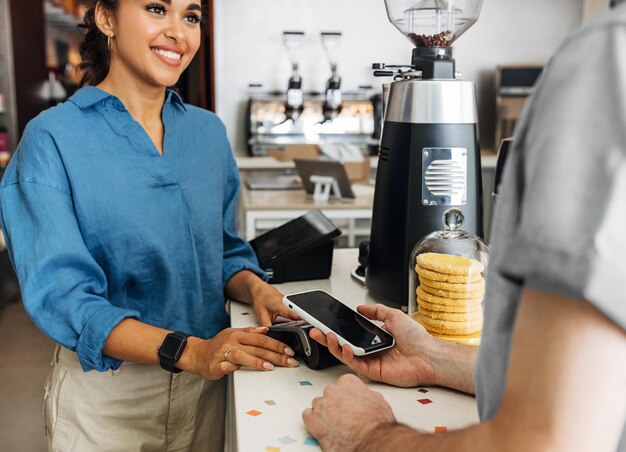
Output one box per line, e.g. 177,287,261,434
0,0,299,451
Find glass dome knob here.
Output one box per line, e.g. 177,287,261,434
442,208,464,231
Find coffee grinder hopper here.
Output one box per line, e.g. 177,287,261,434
385,0,483,48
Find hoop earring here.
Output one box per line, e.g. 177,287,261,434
107,35,112,52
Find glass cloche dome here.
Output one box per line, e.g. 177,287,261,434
408,208,489,345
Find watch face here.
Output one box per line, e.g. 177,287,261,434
160,335,185,360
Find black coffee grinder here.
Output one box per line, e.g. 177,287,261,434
367,0,485,311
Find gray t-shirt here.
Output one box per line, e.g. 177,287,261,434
475,5,626,450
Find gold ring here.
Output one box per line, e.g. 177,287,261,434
224,348,233,362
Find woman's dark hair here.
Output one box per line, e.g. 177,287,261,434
77,0,209,87
78,0,120,87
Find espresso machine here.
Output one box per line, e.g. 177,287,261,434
246,30,377,156
367,0,484,311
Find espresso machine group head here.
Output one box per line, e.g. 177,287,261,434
283,31,306,121
320,32,343,122
367,0,485,311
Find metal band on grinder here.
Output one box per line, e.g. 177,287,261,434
385,80,478,124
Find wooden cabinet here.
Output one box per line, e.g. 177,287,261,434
6,0,48,139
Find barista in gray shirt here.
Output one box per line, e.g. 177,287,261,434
303,2,626,451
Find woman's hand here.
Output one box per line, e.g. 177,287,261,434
250,282,300,326
225,270,299,326
179,326,300,380
309,304,437,387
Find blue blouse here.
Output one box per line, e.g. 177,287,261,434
0,87,264,372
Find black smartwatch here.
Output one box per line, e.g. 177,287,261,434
158,331,190,373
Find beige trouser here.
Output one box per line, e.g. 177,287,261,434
44,346,226,452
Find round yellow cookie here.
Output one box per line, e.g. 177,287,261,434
416,252,484,276
419,276,485,293
411,314,483,339
417,287,483,307
420,284,485,300
424,323,483,336
417,313,483,335
418,298,482,313
415,265,483,283
418,306,483,322
431,330,482,346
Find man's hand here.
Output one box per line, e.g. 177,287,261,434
302,374,397,452
310,304,477,392
308,304,430,387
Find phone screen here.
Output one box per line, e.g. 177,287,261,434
286,291,394,352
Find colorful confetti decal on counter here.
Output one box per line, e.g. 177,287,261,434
265,447,280,452
417,398,433,405
264,400,277,406
299,380,313,386
418,388,429,394
304,437,320,446
246,409,263,416
434,426,448,433
278,436,297,445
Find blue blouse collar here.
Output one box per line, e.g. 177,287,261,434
69,86,187,111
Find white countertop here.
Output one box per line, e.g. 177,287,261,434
235,156,297,170
235,154,497,171
228,248,479,452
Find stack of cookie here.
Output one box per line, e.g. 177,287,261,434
413,252,485,344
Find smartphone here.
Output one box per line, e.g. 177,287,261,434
282,290,395,356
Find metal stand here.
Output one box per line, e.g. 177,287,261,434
310,175,343,202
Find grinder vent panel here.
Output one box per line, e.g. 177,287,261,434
421,148,467,206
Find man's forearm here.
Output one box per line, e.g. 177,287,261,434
359,421,500,452
429,338,477,394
